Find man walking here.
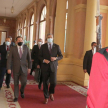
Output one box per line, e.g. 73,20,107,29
0,38,13,89
39,34,63,104
7,36,32,102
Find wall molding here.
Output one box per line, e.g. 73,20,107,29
100,5,108,13
75,4,86,12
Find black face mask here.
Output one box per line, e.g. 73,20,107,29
18,42,23,46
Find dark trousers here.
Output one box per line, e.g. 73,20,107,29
30,61,35,75
0,67,6,88
5,70,11,86
13,67,27,98
0,67,11,88
39,73,42,86
42,66,57,98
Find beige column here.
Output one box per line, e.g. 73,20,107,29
105,11,108,47
54,0,67,54
27,10,30,41
33,2,37,42
65,0,75,57
26,9,29,40
83,0,97,53
45,0,50,38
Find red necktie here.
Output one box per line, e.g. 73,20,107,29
7,46,9,51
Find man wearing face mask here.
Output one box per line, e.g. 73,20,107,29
39,34,63,104
83,42,97,76
7,36,32,102
0,38,13,90
31,38,43,89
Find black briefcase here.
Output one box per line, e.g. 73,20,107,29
34,69,41,83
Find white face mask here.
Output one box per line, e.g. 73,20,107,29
5,41,10,46
47,38,53,43
38,42,42,46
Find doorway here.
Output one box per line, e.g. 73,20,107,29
0,32,7,45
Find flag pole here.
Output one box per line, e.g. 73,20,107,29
96,0,103,52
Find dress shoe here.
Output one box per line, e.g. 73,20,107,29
20,90,25,98
50,94,54,101
38,84,41,90
7,85,10,88
13,98,18,102
44,98,48,104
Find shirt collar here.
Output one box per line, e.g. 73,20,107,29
47,42,53,46
17,45,23,49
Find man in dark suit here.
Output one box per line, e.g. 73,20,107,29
31,38,43,89
7,36,32,102
83,42,97,75
39,34,63,104
8,36,15,46
0,38,14,89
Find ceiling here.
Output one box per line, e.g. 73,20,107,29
0,0,34,18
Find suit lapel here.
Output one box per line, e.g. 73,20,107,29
51,43,55,55
3,44,7,52
90,50,93,57
45,43,50,55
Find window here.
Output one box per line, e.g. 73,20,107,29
30,14,34,49
24,19,26,37
18,23,21,36
64,0,68,52
39,6,46,43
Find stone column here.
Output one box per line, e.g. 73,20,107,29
54,0,67,54
65,0,75,58
83,0,97,53
45,0,50,38
33,2,37,41
105,11,108,47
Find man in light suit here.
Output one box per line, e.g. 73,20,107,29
39,34,63,104
7,36,32,102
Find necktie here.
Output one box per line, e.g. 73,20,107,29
49,44,51,54
7,46,9,51
19,47,22,58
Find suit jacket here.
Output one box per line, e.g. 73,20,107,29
0,43,13,67
7,45,32,73
83,50,93,75
39,43,63,72
31,45,41,67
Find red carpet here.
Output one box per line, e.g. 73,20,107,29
11,84,87,108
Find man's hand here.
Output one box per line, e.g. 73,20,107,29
8,69,11,74
44,59,50,64
28,69,31,74
83,69,87,73
51,57,57,61
37,65,40,69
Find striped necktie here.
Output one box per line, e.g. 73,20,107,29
19,47,22,58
